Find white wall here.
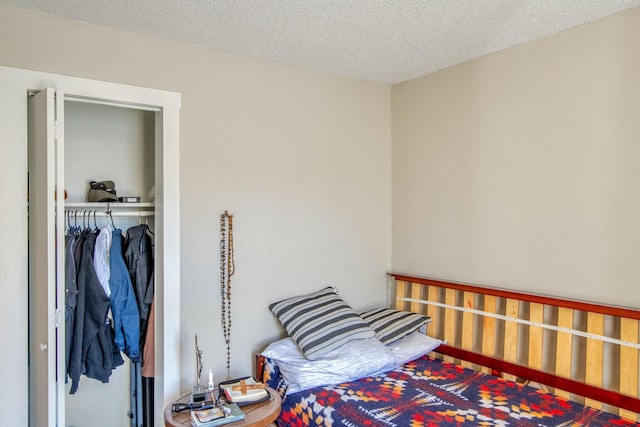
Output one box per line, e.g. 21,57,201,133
0,4,391,425
0,69,30,426
392,7,640,308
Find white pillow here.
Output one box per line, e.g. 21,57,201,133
387,331,442,365
262,337,397,394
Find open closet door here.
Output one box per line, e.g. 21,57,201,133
28,88,66,427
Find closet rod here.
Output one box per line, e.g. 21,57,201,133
63,210,155,218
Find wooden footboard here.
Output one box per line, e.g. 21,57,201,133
389,273,640,421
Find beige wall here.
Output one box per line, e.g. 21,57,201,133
3,2,639,424
392,7,640,308
0,4,391,424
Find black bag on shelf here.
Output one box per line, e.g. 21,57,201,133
86,180,118,202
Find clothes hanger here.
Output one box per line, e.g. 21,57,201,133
73,210,80,235
146,222,155,236
136,212,154,236
93,210,99,232
106,207,115,229
66,210,71,235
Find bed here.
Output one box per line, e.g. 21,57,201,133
257,274,640,426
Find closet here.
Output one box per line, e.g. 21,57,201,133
15,66,181,427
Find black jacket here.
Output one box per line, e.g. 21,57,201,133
124,224,154,348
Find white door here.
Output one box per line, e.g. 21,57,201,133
28,88,66,427
29,90,142,427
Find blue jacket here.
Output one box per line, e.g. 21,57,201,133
109,229,141,362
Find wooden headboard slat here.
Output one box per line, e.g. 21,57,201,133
443,288,457,364
528,302,544,372
585,312,605,409
460,290,475,370
621,318,640,420
410,282,421,314
554,306,573,400
426,285,439,338
503,297,519,380
481,295,497,373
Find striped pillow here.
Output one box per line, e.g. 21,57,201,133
360,308,431,345
269,287,375,360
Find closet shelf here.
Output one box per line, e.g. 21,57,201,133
64,202,155,210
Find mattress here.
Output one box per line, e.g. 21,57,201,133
263,354,640,426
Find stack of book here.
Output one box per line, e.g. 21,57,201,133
219,377,269,406
190,402,245,427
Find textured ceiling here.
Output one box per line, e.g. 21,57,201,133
2,0,639,83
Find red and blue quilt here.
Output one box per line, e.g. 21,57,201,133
263,355,639,426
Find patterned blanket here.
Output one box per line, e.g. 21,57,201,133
263,355,639,426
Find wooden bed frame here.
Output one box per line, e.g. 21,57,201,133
389,273,640,421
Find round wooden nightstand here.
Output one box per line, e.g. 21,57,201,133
164,387,281,427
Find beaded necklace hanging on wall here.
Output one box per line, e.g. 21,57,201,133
220,210,235,379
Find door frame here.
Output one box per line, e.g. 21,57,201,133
1,65,181,426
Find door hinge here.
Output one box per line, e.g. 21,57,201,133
54,120,61,140
54,308,63,328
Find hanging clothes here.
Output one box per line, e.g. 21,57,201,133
69,228,123,394
66,220,87,391
67,229,88,393
64,233,79,381
64,214,151,396
141,300,155,378
109,228,141,362
124,224,154,350
93,225,113,297
124,224,156,427
89,224,124,384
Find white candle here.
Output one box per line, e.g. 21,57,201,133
208,369,214,391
